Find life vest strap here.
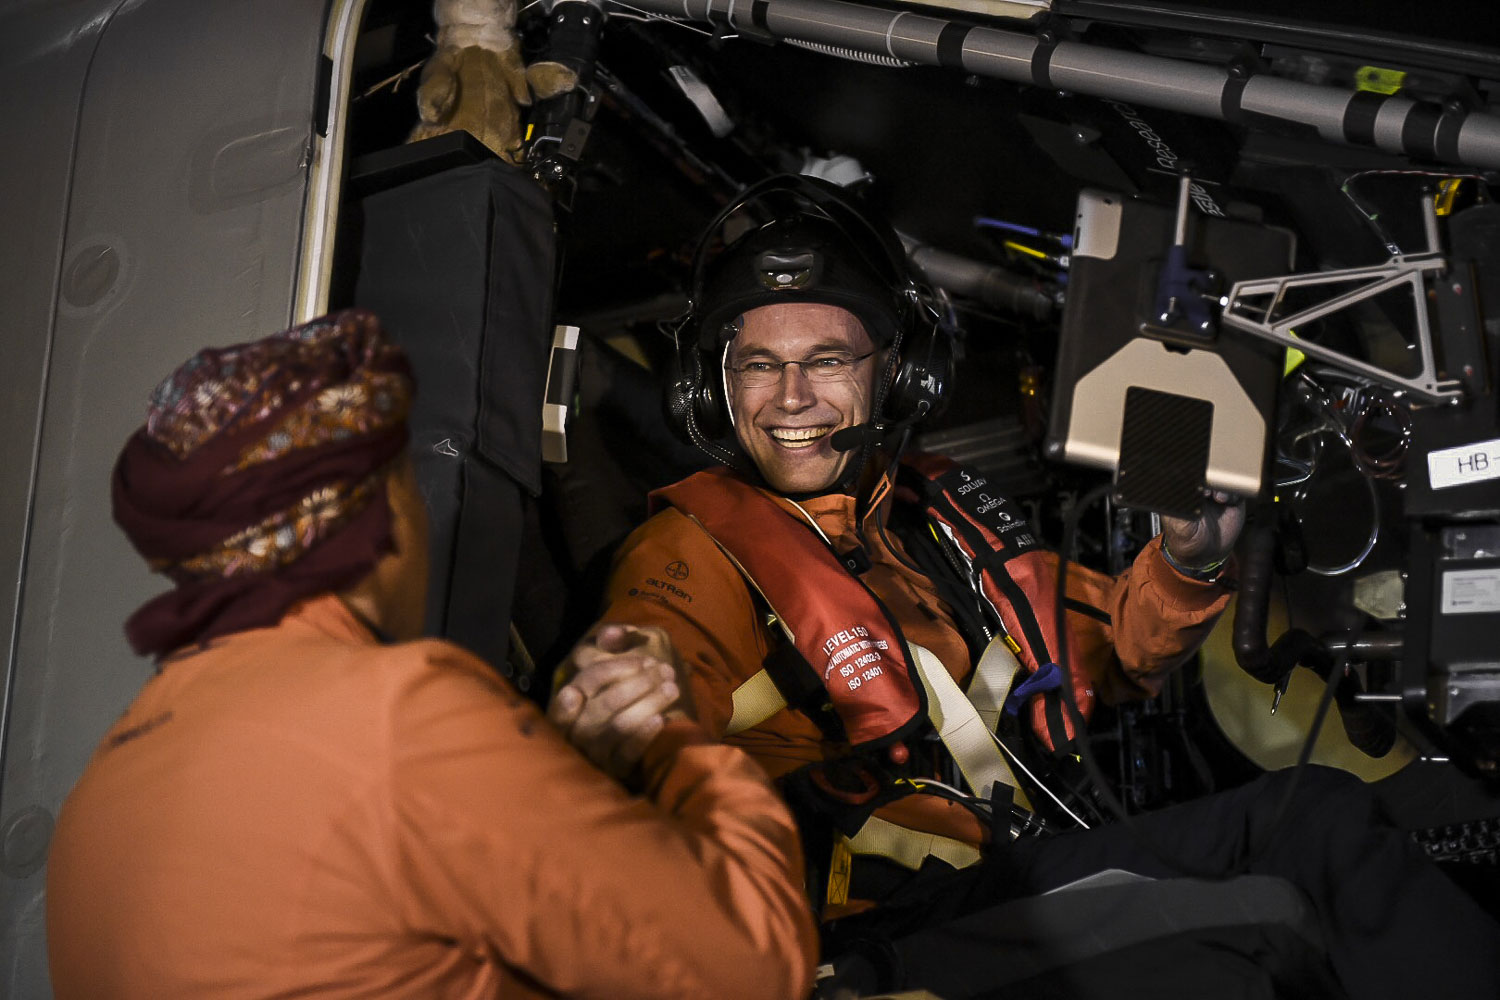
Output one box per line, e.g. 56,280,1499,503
844,814,983,873
909,644,1031,813
966,634,1025,735
726,668,787,736
725,639,1033,812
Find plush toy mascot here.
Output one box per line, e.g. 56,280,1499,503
408,0,532,163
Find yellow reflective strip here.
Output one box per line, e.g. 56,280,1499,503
1283,329,1306,376
827,837,853,906
726,668,786,736
1003,239,1048,261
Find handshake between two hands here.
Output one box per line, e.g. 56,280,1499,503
548,623,696,781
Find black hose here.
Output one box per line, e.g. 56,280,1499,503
1231,505,1396,757
1232,506,1286,685
1336,678,1399,758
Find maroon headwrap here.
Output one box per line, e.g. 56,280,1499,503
112,309,414,658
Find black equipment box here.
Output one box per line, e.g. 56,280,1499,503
355,151,557,669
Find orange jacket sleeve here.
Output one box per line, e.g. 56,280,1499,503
1055,535,1232,703
598,509,772,739
386,642,818,1000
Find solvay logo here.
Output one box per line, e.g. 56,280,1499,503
960,470,972,482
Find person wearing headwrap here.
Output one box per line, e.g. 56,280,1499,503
109,308,418,656
46,310,817,1000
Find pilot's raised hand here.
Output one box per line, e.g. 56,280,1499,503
1159,489,1245,578
549,624,695,780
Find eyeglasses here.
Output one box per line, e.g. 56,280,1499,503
727,350,877,388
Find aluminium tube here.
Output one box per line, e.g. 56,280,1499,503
636,0,1500,170
899,235,1056,320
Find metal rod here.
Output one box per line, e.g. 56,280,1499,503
1322,632,1406,659
1422,193,1443,254
1172,174,1191,247
622,0,1500,169
899,233,1055,319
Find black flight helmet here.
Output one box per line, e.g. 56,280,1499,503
695,211,908,353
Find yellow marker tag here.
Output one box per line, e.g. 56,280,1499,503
1356,66,1406,95
826,838,853,907
525,123,534,141
1283,328,1306,376
1003,635,1022,656
1435,178,1462,217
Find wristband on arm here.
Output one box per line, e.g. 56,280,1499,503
1160,537,1228,582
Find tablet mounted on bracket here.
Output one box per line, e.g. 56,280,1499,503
1044,183,1296,518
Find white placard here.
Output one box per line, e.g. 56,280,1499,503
1427,438,1500,490
1441,568,1500,615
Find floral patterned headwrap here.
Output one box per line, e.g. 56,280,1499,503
112,309,414,658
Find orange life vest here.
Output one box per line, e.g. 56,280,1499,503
652,456,1096,758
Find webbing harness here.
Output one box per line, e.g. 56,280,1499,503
656,460,1098,752
901,453,1099,754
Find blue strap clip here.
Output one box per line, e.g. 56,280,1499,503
1003,662,1064,716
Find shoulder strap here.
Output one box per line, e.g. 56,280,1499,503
726,668,786,736
909,644,1030,811
964,635,1026,737
728,641,1032,813
904,455,1098,754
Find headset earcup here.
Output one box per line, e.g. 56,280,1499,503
664,338,701,446
695,369,728,440
664,337,728,444
886,321,955,423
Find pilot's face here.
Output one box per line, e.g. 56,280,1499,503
726,302,881,494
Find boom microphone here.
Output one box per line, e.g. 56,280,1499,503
831,408,928,452
831,423,880,452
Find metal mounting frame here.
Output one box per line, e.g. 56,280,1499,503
1220,199,1465,406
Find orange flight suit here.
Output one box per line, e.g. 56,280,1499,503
47,594,818,999
600,478,1231,872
